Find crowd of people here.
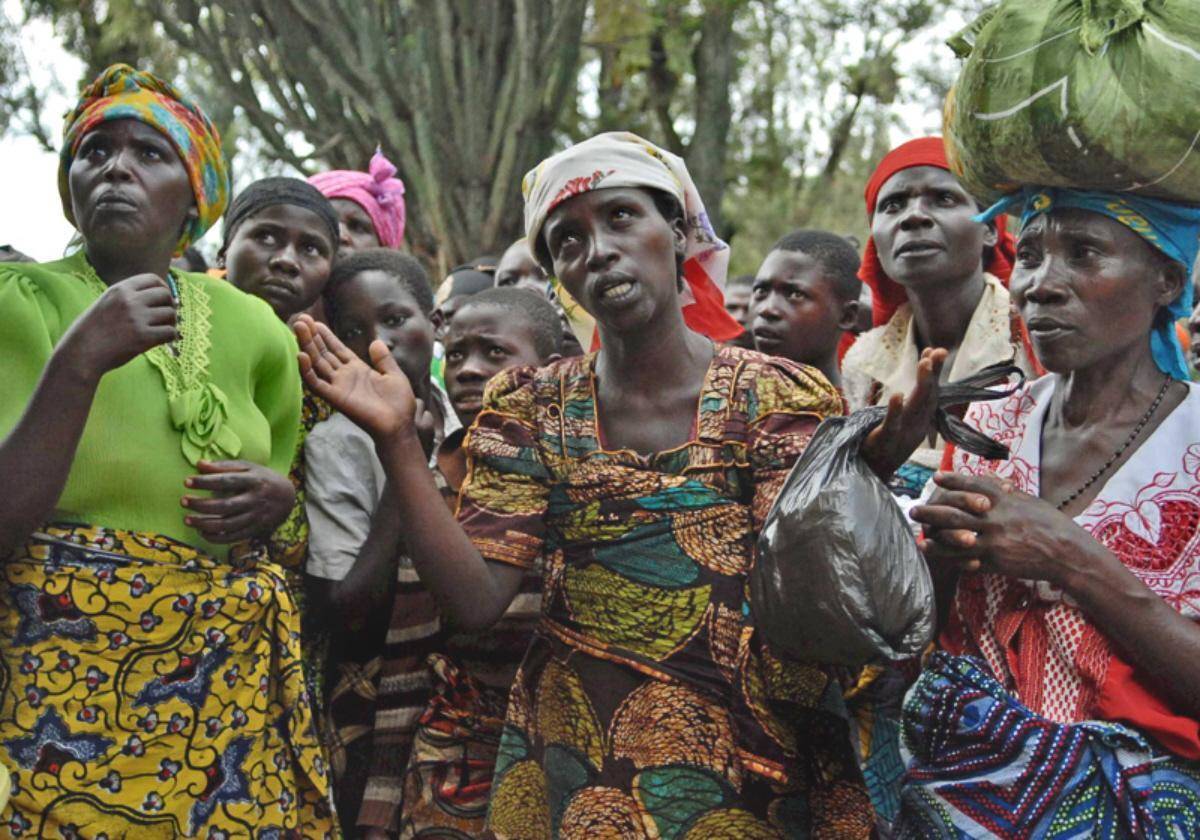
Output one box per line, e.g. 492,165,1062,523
0,54,1199,840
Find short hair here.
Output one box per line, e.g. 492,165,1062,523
769,229,862,303
325,248,434,316
453,287,563,359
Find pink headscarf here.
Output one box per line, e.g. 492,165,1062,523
308,149,407,248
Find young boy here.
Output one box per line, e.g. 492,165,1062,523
361,287,562,837
749,229,862,389
303,248,458,835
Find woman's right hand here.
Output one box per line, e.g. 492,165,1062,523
293,314,417,442
59,273,177,381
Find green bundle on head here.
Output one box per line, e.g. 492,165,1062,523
943,0,1200,205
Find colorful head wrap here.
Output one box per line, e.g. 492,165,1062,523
979,187,1200,381
308,149,407,248
221,177,341,253
59,63,229,254
860,136,1015,328
522,131,742,343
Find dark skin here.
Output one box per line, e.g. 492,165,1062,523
220,203,336,321
310,272,441,636
294,184,942,629
872,166,997,373
723,283,752,331
911,209,1200,719
495,239,550,294
330,197,381,254
0,119,292,558
750,249,859,388
440,301,559,492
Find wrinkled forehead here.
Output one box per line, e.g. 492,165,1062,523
543,186,659,231
874,165,962,204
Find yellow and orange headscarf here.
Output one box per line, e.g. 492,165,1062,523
58,64,230,254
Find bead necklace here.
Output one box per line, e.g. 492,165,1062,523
1055,373,1173,511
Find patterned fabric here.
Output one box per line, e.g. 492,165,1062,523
458,345,874,838
59,63,229,254
0,524,333,837
309,149,407,248
943,375,1200,757
899,652,1200,839
521,131,742,343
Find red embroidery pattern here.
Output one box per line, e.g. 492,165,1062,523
946,379,1200,725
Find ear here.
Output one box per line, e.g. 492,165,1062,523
216,246,227,269
1156,259,1188,311
430,308,445,330
981,218,999,251
837,299,860,333
671,216,687,259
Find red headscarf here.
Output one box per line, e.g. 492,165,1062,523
859,137,1016,328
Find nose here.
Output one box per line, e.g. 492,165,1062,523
585,229,618,272
1013,255,1069,308
102,147,134,181
754,291,783,322
456,350,490,381
339,223,353,249
269,242,300,276
898,198,933,231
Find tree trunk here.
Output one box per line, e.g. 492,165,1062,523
148,0,587,274
686,0,737,236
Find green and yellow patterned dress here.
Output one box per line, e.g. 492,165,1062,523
457,345,874,839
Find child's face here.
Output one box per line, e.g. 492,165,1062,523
221,204,335,321
750,250,849,366
443,302,545,426
328,270,434,386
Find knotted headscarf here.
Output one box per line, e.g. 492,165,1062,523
979,188,1200,381
860,137,1015,328
59,63,230,254
522,131,742,343
308,149,407,248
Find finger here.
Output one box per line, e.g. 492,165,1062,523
916,489,991,515
920,525,979,549
921,537,981,564
305,328,340,380
314,321,358,366
144,325,179,347
369,340,403,376
912,504,984,532
126,274,172,292
194,460,252,475
183,471,255,492
187,512,262,543
932,471,1006,500
182,492,256,516
146,306,178,327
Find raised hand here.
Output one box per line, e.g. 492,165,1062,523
293,314,417,442
59,273,177,381
860,347,947,479
181,460,296,545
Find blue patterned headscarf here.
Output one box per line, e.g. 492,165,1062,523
979,188,1200,381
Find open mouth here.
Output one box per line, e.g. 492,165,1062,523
894,240,943,258
753,325,783,346
592,274,638,305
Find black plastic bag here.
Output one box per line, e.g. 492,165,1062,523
750,363,1024,667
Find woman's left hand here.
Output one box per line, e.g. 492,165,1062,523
911,472,1100,588
181,460,296,544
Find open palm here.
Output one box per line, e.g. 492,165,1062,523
293,315,416,440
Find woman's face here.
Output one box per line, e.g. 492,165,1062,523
541,187,685,334
221,204,336,321
331,198,381,254
68,119,195,254
871,166,993,291
1011,208,1184,373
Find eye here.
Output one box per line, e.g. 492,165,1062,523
751,285,768,300
1015,244,1042,267
140,143,166,161
384,314,407,327
303,241,327,257
445,350,464,363
878,196,901,214
937,191,959,205
80,136,109,160
552,230,582,258
1072,243,1102,260
342,326,363,339
787,288,808,301
254,230,278,246
487,346,509,359
611,206,635,222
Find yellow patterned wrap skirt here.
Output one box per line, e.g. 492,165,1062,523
0,524,334,837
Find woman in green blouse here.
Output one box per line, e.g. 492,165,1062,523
0,65,333,835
